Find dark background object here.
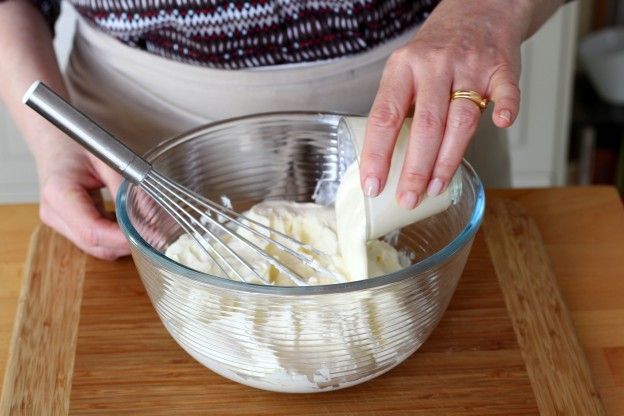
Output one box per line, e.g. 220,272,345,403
568,0,624,195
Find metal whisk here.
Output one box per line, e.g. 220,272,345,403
23,81,343,286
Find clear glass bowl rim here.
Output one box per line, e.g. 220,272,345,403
116,111,486,296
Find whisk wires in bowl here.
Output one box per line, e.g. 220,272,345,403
23,81,343,286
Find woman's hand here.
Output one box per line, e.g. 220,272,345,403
37,139,130,260
1,0,129,260
359,0,561,208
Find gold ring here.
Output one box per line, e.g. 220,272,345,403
451,90,488,112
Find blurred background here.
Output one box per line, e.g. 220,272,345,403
1,0,623,203
571,0,624,196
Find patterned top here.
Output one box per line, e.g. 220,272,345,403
24,0,439,69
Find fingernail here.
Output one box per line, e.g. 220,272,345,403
398,191,419,210
364,176,380,197
427,178,444,197
498,110,511,123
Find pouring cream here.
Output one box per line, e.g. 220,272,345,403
334,116,461,280
166,116,461,284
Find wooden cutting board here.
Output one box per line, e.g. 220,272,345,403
0,198,607,415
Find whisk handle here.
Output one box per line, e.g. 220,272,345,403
22,81,151,184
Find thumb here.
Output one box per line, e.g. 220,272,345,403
488,65,521,128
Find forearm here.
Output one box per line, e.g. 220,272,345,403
434,0,566,45
519,0,567,40
0,0,71,166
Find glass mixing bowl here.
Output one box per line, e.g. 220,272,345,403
116,112,485,393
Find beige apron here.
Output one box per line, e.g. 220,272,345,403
66,18,510,187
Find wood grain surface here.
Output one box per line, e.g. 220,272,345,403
69,227,538,415
0,188,622,415
0,226,86,415
483,198,606,415
487,187,624,415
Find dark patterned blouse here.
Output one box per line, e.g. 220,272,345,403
21,0,440,69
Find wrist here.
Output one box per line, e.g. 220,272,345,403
513,0,565,40
433,0,530,46
479,0,536,43
31,132,86,176
435,0,563,43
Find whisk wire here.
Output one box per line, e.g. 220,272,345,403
146,172,313,286
23,81,345,286
142,176,271,285
149,171,345,284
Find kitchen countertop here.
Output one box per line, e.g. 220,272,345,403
0,187,623,413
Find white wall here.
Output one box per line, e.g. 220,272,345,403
0,3,77,203
507,2,579,187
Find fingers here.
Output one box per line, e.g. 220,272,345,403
43,207,129,260
396,71,452,209
359,53,414,197
359,1,524,207
426,67,519,196
40,178,130,260
88,154,123,199
363,61,520,208
488,65,521,128
428,95,482,194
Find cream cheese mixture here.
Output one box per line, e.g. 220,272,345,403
165,199,405,284
165,116,459,284
161,116,462,392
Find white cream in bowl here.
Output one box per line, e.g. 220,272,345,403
165,199,406,285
